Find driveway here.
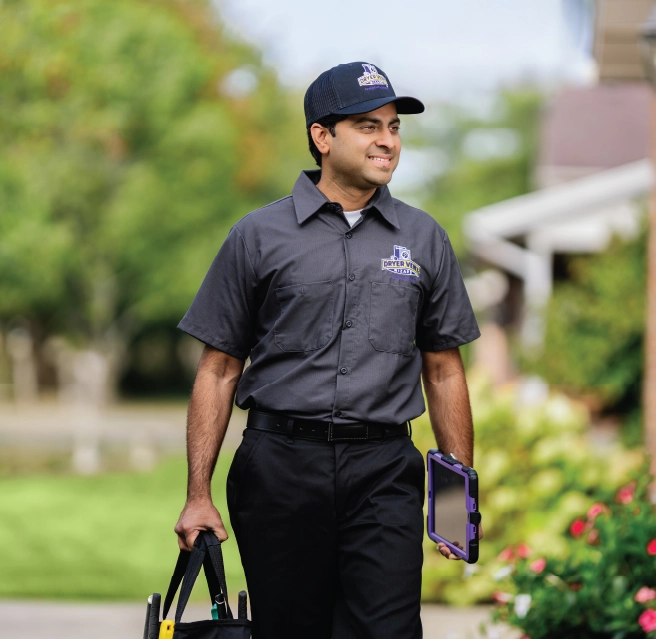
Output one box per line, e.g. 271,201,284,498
0,600,518,638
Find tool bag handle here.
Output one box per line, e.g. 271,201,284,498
162,531,233,623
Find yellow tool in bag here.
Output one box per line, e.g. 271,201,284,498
159,620,175,639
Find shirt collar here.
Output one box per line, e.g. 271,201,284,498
292,169,400,229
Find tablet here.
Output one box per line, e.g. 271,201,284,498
427,448,481,564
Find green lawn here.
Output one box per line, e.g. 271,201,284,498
0,454,246,601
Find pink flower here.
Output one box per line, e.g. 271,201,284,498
497,546,514,562
586,528,600,546
639,609,656,633
586,502,608,520
634,587,656,603
516,543,532,559
492,591,513,604
570,518,586,537
647,539,656,556
616,482,636,505
529,558,546,574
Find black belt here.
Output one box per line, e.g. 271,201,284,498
246,409,410,442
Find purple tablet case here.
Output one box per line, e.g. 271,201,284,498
427,448,481,564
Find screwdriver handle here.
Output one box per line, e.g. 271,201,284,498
238,591,248,619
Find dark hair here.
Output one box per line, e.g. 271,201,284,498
307,114,347,167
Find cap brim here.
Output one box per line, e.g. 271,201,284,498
335,96,425,117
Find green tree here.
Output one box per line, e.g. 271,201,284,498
526,231,646,445
0,0,307,391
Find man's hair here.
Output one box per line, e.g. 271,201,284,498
307,114,348,167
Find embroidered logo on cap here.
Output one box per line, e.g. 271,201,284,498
358,64,389,88
381,245,420,278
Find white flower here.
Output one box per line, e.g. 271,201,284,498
514,593,532,619
493,565,513,581
463,563,478,578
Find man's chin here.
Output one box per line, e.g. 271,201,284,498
361,168,394,187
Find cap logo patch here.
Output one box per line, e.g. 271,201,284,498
381,245,420,278
358,64,389,88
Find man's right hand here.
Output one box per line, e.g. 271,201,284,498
174,498,228,551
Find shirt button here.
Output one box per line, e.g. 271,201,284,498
345,232,352,239
335,410,342,418
340,367,348,375
348,273,355,281
345,320,353,328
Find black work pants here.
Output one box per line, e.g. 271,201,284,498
226,427,426,639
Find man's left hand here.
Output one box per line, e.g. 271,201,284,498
437,522,484,560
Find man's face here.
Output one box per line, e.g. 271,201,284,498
322,102,401,189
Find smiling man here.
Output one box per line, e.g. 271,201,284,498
175,62,481,639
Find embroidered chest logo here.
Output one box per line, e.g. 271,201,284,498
381,245,420,278
358,64,389,88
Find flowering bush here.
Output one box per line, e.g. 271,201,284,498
413,375,644,605
486,461,656,638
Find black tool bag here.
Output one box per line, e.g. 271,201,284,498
144,531,251,638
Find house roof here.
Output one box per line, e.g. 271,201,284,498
538,84,652,170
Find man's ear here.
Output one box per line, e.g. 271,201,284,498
310,123,332,157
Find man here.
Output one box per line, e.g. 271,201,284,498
174,62,482,639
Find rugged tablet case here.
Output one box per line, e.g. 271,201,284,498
427,448,481,564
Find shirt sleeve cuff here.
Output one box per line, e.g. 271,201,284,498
416,327,481,353
177,319,249,360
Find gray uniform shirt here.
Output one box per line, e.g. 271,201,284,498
178,170,480,425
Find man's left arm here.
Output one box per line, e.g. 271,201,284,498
421,347,483,558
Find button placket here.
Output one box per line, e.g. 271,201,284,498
333,222,359,421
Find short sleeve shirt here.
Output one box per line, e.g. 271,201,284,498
178,170,480,425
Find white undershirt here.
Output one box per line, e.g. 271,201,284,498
344,209,362,227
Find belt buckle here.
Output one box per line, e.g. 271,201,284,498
328,423,369,441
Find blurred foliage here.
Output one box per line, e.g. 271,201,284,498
417,89,544,256
524,230,646,446
0,0,306,354
488,461,656,638
412,375,644,605
0,453,246,600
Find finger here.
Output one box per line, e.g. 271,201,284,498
214,528,229,543
181,529,199,551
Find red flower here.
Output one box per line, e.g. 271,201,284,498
634,586,656,603
516,543,532,559
647,539,656,556
586,502,608,520
497,546,514,562
529,558,546,574
570,518,586,537
568,582,583,591
639,609,656,633
616,481,636,505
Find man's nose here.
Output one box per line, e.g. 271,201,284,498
375,128,397,150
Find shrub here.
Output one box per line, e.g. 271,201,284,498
413,375,644,605
486,460,656,638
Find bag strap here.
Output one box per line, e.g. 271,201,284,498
203,532,234,619
162,532,233,623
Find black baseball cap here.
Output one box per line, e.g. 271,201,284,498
304,61,425,128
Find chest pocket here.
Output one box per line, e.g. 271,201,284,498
368,282,420,356
274,280,335,352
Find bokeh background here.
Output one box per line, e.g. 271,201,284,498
2,1,656,637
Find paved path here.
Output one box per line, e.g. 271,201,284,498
0,600,517,639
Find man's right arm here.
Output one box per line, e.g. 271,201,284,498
174,344,245,551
